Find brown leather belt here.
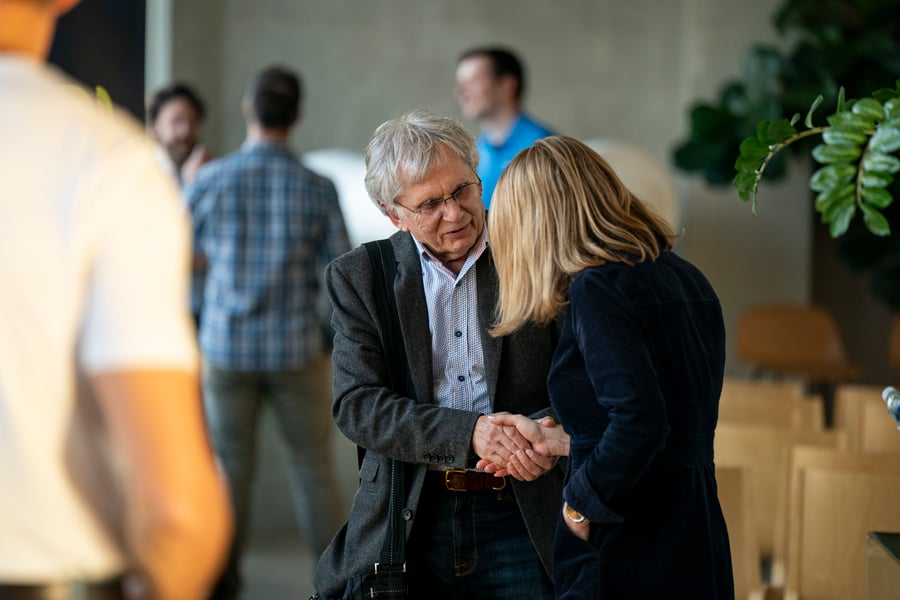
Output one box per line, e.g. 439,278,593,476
0,578,123,599
428,468,507,492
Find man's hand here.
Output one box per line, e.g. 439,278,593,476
473,413,567,481
181,144,212,186
472,412,531,468
488,413,570,458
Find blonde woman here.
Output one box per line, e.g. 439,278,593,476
486,136,734,599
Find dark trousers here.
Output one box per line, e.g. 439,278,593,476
404,475,553,600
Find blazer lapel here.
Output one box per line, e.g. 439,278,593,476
391,232,434,404
476,249,502,405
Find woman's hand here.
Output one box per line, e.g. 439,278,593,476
563,502,590,541
474,413,570,480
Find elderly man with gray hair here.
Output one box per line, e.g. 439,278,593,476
311,110,563,600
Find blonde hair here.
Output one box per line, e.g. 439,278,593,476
489,135,677,336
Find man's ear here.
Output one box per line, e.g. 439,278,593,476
498,74,518,103
383,204,408,232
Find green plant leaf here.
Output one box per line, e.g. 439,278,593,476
860,170,894,188
836,87,846,113
829,202,856,237
861,204,891,236
861,186,893,209
805,95,823,128
733,171,759,201
822,128,868,145
812,142,861,164
852,98,886,122
827,111,875,132
765,119,796,144
810,164,856,192
862,152,900,174
869,126,900,153
885,98,900,120
815,183,854,212
735,154,763,172
873,89,900,105
739,137,769,160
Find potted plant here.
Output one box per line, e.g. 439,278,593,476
672,0,900,308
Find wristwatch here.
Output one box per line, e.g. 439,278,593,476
563,502,587,524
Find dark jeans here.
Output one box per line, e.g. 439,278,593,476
203,358,344,600
405,476,553,600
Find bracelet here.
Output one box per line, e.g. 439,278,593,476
563,502,587,523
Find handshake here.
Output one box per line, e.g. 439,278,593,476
472,412,570,482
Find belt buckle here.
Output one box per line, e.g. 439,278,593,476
444,469,468,491
490,475,507,491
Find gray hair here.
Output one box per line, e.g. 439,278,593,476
364,109,479,215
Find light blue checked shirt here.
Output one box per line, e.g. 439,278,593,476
186,139,350,371
413,232,491,414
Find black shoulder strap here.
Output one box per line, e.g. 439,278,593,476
363,239,408,569
364,239,406,391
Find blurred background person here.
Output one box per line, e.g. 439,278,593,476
487,136,733,599
0,1,231,599
185,65,350,600
148,81,212,187
455,46,555,208
148,82,212,328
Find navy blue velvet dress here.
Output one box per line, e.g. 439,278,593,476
550,252,734,599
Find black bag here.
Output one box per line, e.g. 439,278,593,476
340,240,409,600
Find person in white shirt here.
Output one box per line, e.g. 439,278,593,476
0,1,231,599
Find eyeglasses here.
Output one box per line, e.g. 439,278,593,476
395,181,481,219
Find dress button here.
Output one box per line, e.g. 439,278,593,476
458,375,465,382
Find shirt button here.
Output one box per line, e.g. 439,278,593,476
458,375,465,382
455,331,462,338
401,508,413,521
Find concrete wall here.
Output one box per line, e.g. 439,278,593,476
160,0,810,377
153,0,819,533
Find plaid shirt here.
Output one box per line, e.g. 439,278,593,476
186,139,350,371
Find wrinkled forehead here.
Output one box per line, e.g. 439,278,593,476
398,146,471,195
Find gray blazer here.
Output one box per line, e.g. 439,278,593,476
313,231,563,598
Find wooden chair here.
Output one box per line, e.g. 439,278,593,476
833,384,900,451
736,305,860,381
714,424,849,563
716,466,764,600
772,448,900,590
781,451,900,600
722,377,806,403
735,304,861,426
860,397,900,452
720,377,824,430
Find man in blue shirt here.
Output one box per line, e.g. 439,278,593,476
185,65,351,600
455,47,555,208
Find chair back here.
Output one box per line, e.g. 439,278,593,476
714,424,848,560
834,384,900,451
736,305,859,380
715,466,764,600
782,451,900,600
